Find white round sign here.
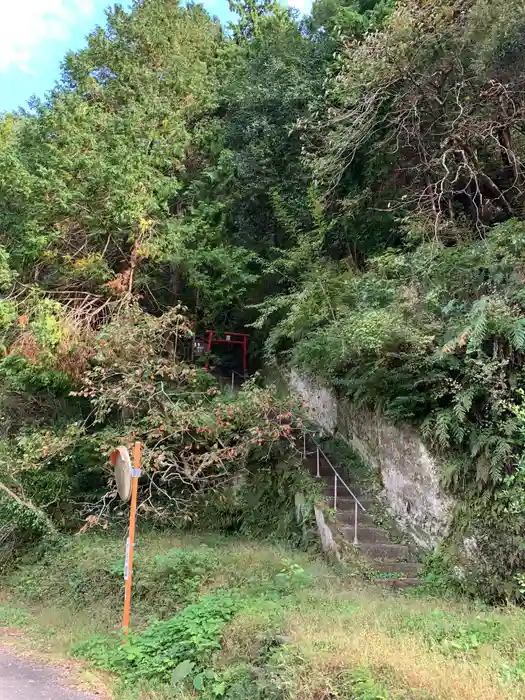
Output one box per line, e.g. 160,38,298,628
112,446,132,502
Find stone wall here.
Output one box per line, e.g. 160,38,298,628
290,370,337,432
289,370,454,549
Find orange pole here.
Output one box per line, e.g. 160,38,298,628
122,441,141,640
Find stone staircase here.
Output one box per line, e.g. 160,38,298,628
305,448,422,589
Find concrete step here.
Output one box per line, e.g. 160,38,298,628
322,493,375,512
320,490,363,503
306,454,418,575
306,452,371,506
311,464,356,481
358,542,410,561
335,508,377,528
371,561,422,576
340,525,391,545
319,480,365,492
315,466,347,479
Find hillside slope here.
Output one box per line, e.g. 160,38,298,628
0,0,525,598
2,532,525,700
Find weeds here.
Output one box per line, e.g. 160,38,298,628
2,532,525,700
74,590,239,684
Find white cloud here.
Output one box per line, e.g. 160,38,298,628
0,0,96,73
287,0,313,15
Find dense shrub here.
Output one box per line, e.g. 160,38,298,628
2,0,525,598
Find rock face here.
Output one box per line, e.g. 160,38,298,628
289,370,454,550
291,370,337,432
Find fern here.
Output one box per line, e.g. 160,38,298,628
470,431,513,486
490,437,513,479
468,311,489,353
510,318,525,351
453,387,476,423
441,457,470,492
421,414,435,443
434,409,453,449
470,431,490,459
424,408,470,450
449,419,466,445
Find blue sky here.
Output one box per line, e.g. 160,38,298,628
0,0,311,113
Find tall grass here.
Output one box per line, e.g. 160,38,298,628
1,532,525,699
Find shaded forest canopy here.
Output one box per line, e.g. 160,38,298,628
2,0,525,599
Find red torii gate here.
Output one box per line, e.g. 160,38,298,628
203,330,249,376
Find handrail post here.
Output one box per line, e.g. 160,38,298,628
333,473,337,510
316,447,320,478
354,501,358,545
317,443,365,514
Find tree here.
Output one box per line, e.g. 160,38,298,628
316,0,525,238
309,0,395,38
228,0,286,40
0,1,223,297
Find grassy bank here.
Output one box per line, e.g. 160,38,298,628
1,532,525,699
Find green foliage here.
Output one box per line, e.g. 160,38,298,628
136,548,219,608
0,355,72,394
0,293,312,543
1,2,222,285
267,219,525,598
341,668,393,699
2,0,525,599
74,590,239,684
0,245,15,290
0,0,326,543
310,0,395,39
394,606,503,656
0,491,52,572
8,532,525,699
273,219,525,425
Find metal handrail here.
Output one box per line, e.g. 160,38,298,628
317,442,366,512
229,369,246,389
302,431,366,545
